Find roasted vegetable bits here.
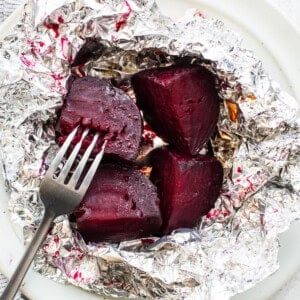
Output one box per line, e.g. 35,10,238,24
57,64,223,242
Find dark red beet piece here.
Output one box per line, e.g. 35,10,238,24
57,76,142,162
71,39,104,66
132,65,220,155
74,164,162,242
150,147,223,234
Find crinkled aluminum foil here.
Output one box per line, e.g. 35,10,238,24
0,0,299,299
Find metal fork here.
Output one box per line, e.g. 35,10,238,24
1,127,106,300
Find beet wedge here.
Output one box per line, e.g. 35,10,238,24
150,147,223,234
74,164,162,242
58,76,142,162
132,65,220,155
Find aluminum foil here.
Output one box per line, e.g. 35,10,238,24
0,0,299,299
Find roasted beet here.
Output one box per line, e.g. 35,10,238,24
132,65,220,155
150,147,223,234
57,76,142,162
71,39,104,66
74,164,162,242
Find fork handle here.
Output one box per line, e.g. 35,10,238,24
0,211,55,300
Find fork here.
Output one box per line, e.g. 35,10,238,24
1,126,106,300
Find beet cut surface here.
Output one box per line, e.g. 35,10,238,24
150,147,223,234
132,65,220,155
74,164,162,242
58,76,142,162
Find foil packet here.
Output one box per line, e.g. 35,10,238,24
0,0,299,299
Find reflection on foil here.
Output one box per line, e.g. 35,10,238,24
0,0,299,299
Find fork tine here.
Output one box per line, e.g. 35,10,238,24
78,140,107,194
57,128,89,182
47,126,79,175
68,132,100,188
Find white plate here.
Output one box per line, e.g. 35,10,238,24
0,1,300,299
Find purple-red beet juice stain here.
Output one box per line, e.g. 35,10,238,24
194,10,204,18
28,40,40,56
221,83,228,90
237,166,242,173
58,16,64,23
222,210,230,217
60,36,73,63
141,238,155,245
115,0,132,31
51,73,64,81
142,124,157,147
45,23,60,38
20,54,35,67
246,177,255,192
29,40,46,56
50,72,65,90
207,209,220,219
72,271,82,281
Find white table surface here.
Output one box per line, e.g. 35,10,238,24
0,1,299,299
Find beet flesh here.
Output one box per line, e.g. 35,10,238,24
57,76,142,162
74,164,162,242
132,65,220,155
150,147,223,234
